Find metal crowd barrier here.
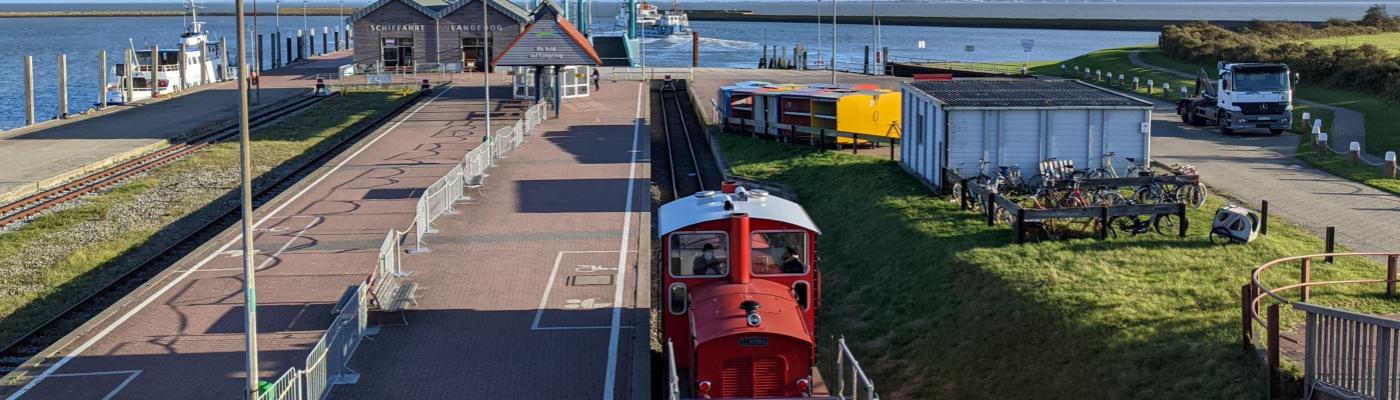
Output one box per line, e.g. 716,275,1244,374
834,336,879,400
258,368,303,400
606,67,695,82
260,283,369,400
411,101,550,252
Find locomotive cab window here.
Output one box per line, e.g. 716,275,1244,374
751,231,808,275
670,232,728,277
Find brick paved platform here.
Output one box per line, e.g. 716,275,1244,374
0,51,350,204
331,80,651,399
0,78,611,399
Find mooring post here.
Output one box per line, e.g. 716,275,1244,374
335,29,341,52
1267,304,1281,399
1325,227,1336,263
1241,283,1253,349
863,45,870,75
123,49,134,103
1388,255,1398,297
56,54,68,118
178,42,187,93
149,45,160,96
219,38,228,82
692,31,700,68
23,55,35,125
1300,258,1312,302
99,50,108,109
271,32,279,68
1260,200,1269,235
256,34,264,72
286,36,293,65
199,37,210,85
296,30,303,61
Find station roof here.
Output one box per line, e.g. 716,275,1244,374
903,79,1152,109
348,0,530,25
492,0,602,67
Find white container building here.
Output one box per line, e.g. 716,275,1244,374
899,80,1155,187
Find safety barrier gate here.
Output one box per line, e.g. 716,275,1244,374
257,100,550,400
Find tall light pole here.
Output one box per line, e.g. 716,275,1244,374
484,0,491,150
253,0,261,103
232,0,261,398
830,0,836,84
816,0,821,70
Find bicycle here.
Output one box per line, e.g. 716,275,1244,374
1108,199,1182,236
1087,152,1153,179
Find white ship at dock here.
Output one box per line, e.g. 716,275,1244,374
107,0,229,104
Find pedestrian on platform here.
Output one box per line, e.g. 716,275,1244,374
591,69,601,92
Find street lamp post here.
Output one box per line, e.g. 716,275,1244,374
830,0,836,84
484,0,491,149
232,0,260,399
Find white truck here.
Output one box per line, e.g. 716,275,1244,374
1176,61,1295,135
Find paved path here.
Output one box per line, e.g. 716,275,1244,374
1149,101,1400,253
335,80,651,400
0,52,349,204
1126,50,1378,162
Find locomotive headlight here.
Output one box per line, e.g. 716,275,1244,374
797,378,812,393
698,380,713,394
746,313,762,327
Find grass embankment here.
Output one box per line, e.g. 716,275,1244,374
0,91,411,348
1300,32,1400,53
1038,47,1400,196
718,135,1397,399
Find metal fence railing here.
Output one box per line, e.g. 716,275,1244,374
258,368,304,400
606,67,695,82
834,336,878,400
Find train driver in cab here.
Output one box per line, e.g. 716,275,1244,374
693,243,727,276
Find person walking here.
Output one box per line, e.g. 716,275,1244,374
591,68,601,92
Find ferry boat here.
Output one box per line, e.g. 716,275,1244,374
616,0,691,38
107,0,228,104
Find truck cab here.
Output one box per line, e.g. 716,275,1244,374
1179,62,1294,135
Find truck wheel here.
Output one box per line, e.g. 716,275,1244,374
1217,111,1234,135
1179,105,1192,124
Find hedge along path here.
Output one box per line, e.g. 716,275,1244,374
1125,50,1380,164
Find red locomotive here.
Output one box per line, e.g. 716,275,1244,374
659,182,823,398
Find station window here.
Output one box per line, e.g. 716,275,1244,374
669,232,728,277
751,231,808,275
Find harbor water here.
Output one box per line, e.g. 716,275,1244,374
0,15,1157,130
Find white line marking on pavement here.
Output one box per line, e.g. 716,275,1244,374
253,216,321,271
603,80,644,400
5,85,457,400
532,250,638,331
39,370,142,400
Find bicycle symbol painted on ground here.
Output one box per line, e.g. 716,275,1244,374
563,298,612,309
575,264,618,273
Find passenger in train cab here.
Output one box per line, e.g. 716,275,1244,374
781,246,805,274
693,244,725,276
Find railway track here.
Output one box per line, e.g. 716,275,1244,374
658,79,719,200
0,90,425,376
0,94,328,229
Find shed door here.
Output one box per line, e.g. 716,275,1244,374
1000,110,1040,173
947,111,984,176
1103,110,1146,175
1048,110,1090,168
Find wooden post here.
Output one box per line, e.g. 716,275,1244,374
255,34,263,72
863,46,870,75
335,30,341,52
986,193,997,227
57,54,68,118
23,55,34,125
960,179,970,211
149,45,160,96
818,128,826,148
98,50,108,109
177,42,187,92
219,38,228,82
1016,209,1027,243
322,28,329,56
1177,203,1188,238
851,132,859,154
1388,255,1398,297
199,38,210,85
286,36,293,65
1300,258,1312,302
1098,206,1109,240
1241,284,1254,349
1325,227,1335,263
1267,304,1281,399
890,137,896,160
692,31,700,68
123,49,134,103
1260,200,1269,235
271,32,279,68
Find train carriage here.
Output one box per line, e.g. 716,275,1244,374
660,183,823,398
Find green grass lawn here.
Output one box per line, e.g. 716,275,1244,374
1300,32,1400,52
0,91,412,349
718,134,1396,399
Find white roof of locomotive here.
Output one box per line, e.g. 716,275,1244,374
657,188,821,236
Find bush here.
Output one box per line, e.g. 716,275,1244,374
1160,5,1400,100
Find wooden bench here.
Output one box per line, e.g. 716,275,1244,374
368,273,419,326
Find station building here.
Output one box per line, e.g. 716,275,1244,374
348,0,536,72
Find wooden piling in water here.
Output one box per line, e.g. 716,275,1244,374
199,37,209,85
124,49,134,102
178,42,188,92
23,55,34,125
149,45,159,96
57,54,68,118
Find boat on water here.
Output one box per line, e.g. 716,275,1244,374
107,0,229,104
616,0,691,38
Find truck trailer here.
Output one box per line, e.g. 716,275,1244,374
1176,61,1295,135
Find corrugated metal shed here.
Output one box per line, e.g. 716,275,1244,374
905,80,1152,109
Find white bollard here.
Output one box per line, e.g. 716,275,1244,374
1302,112,1311,120
1388,151,1397,162
1318,132,1329,142
1147,79,1154,94
1350,142,1363,165
1386,151,1398,178
1312,119,1323,133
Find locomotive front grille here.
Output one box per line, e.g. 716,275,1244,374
721,356,786,397
1236,102,1289,115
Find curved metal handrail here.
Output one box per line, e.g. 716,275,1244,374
1247,252,1400,326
